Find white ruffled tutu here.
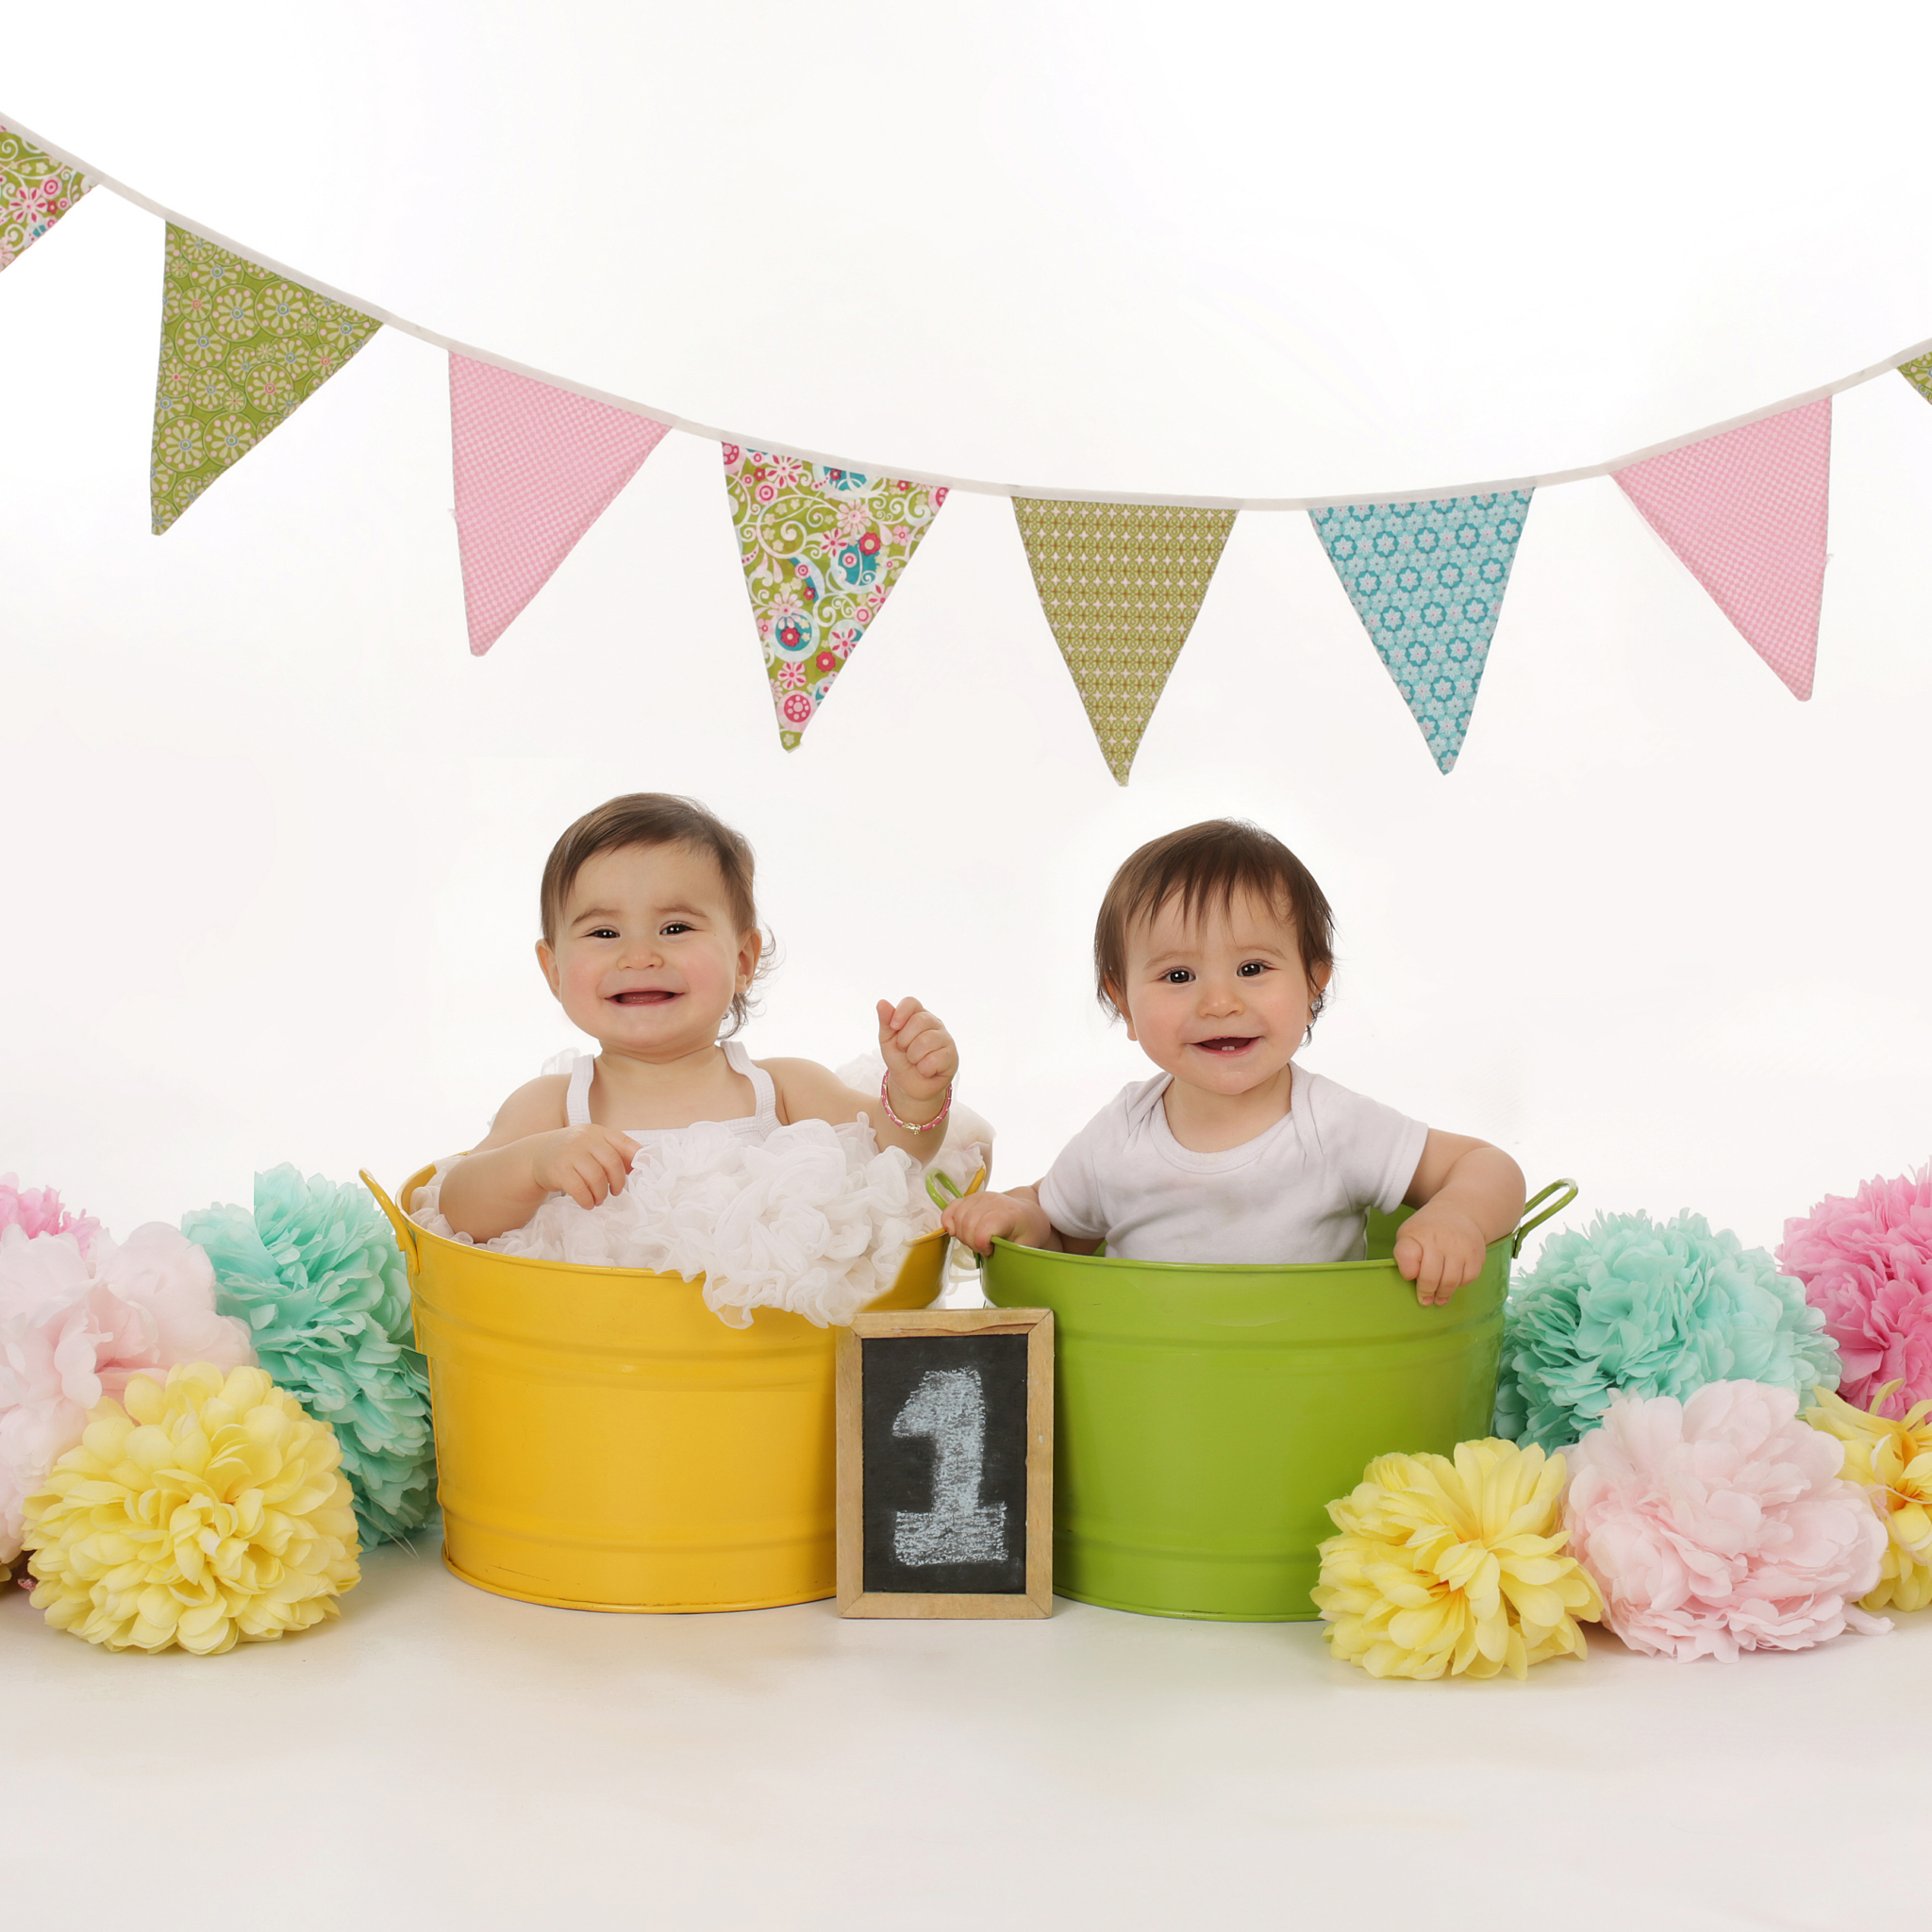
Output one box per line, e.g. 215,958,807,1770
409,1054,990,1329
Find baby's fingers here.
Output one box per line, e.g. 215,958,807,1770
593,1140,634,1199
941,1200,998,1254
559,1160,603,1211
899,1024,956,1077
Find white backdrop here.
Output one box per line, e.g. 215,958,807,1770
6,2,1931,1255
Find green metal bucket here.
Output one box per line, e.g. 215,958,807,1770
980,1181,1575,1622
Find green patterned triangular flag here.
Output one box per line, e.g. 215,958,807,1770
1900,351,1932,407
1011,499,1236,785
1,125,92,270
151,226,381,534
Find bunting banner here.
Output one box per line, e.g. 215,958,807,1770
1612,399,1830,701
1310,492,1532,774
151,226,380,534
9,111,1932,776
450,356,670,656
724,448,945,749
1011,500,1237,785
0,125,91,271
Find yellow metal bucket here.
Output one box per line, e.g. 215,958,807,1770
363,1164,953,1614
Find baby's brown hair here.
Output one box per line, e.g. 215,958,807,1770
540,793,770,1031
1093,819,1336,1023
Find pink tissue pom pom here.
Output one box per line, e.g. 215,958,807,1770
0,1223,256,1564
1563,1380,1889,1663
0,1174,101,1255
1777,1165,1932,1418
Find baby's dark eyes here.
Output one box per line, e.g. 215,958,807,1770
660,922,692,936
1159,962,1269,983
587,927,619,940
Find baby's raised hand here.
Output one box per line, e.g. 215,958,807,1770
942,1188,1054,1256
1393,1205,1489,1307
526,1124,640,1211
876,996,958,1107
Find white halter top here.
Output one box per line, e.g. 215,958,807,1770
563,1038,782,1148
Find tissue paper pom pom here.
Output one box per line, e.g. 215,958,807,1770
1494,1210,1840,1452
0,1223,255,1565
182,1167,434,1545
1804,1382,1932,1612
1777,1167,1932,1418
23,1362,358,1653
0,1174,101,1254
1311,1438,1601,1680
1563,1380,1889,1661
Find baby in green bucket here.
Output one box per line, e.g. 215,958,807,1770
942,819,1523,1305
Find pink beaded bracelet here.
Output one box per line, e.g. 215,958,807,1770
879,1073,952,1133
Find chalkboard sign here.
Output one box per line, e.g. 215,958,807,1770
836,1307,1053,1618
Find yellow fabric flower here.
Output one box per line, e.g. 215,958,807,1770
1312,1437,1602,1680
22,1362,359,1654
1805,1382,1932,1612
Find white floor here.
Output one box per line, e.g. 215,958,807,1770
4,1533,1918,1931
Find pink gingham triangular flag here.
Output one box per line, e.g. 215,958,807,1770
450,355,671,656
1613,399,1830,700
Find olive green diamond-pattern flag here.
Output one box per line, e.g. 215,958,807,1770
1011,499,1237,785
1,125,92,271
151,225,381,534
1900,352,1932,408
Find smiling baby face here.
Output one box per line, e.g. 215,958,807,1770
1111,887,1330,1102
537,841,762,1060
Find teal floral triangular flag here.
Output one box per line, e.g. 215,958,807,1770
1309,491,1532,773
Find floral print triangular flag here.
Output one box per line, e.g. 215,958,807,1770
150,226,381,534
723,446,946,749
1309,491,1532,774
1,125,92,271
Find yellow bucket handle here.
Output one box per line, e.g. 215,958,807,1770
927,1166,990,1271
924,1165,987,1214
1511,1178,1578,1258
360,1169,422,1284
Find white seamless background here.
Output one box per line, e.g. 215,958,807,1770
4,2,1929,1254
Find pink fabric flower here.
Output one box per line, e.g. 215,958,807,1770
0,1223,255,1563
1778,1166,1932,1416
1563,1380,1889,1662
0,1174,101,1255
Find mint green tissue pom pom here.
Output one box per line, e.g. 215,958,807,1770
1494,1209,1842,1453
182,1166,436,1544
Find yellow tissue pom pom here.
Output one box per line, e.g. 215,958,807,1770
22,1362,360,1654
1805,1382,1932,1613
1312,1437,1602,1681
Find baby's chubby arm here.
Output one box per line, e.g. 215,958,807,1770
942,1183,1102,1257
1396,1131,1525,1307
762,996,960,1163
436,1076,641,1242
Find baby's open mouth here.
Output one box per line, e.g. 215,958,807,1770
1194,1036,1257,1054
611,990,676,1005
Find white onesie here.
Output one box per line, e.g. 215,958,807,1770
1036,1065,1428,1267
562,1037,781,1148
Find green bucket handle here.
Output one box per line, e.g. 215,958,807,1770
1511,1178,1578,1258
926,1166,990,1269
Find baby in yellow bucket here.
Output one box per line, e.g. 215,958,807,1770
438,792,960,1242
942,819,1523,1305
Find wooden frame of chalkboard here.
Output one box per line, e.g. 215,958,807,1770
836,1307,1054,1619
